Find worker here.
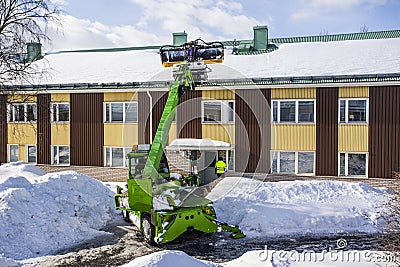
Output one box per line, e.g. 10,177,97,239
215,157,227,177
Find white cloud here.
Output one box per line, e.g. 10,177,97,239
291,0,387,21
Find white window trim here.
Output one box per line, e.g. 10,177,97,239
201,100,235,124
104,146,131,167
7,144,19,162
25,144,37,164
51,102,70,123
271,99,316,124
338,98,369,124
103,102,138,123
271,150,315,175
338,152,368,177
7,103,37,123
51,145,70,166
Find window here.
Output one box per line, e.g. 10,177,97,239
52,146,70,165
272,100,315,123
104,147,131,167
8,103,37,122
104,102,138,123
26,145,37,163
271,151,315,175
8,145,19,162
51,103,70,122
202,100,234,123
339,99,368,123
339,153,367,177
227,150,235,171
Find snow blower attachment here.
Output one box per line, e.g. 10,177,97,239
115,40,244,244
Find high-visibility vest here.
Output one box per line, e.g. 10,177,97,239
215,160,227,174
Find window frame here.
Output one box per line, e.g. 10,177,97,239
271,150,315,175
338,98,369,124
338,152,368,177
26,144,37,164
104,146,131,167
7,144,19,162
271,99,316,124
201,100,235,124
103,102,138,123
7,103,37,123
51,102,70,123
51,145,70,166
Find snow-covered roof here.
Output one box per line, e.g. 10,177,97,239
33,38,400,85
167,138,232,150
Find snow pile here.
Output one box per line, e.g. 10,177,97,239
207,177,389,237
121,250,219,267
0,162,116,260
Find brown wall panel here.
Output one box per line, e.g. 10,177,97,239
0,95,7,163
316,87,338,176
37,94,51,164
369,86,400,178
70,93,104,166
138,91,168,144
235,89,271,173
177,91,202,139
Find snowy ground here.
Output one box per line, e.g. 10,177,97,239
0,163,395,266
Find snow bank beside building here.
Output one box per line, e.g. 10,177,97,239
207,177,389,237
0,162,116,260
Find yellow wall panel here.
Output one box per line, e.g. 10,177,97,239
168,124,177,145
202,124,235,144
272,124,316,151
8,124,37,144
8,94,36,102
271,88,316,99
104,92,138,101
338,124,368,152
51,124,70,145
51,93,70,102
339,87,369,98
105,123,138,146
202,90,235,100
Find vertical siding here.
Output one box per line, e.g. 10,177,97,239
369,86,400,178
235,89,270,173
70,93,104,166
316,87,338,176
177,91,202,138
202,90,235,100
138,92,150,144
338,125,368,152
202,124,235,144
37,94,51,164
339,86,369,98
152,92,168,140
0,95,7,163
272,124,316,151
271,88,316,99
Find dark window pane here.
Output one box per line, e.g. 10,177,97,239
280,152,295,173
203,102,221,122
112,148,124,166
340,153,346,176
298,152,314,173
59,146,70,164
271,151,278,173
280,101,295,122
348,100,366,122
298,101,314,122
10,145,19,162
15,105,25,122
348,154,366,176
272,102,278,122
340,100,346,123
26,104,37,122
228,102,234,122
125,103,137,122
58,104,70,122
28,146,36,163
111,103,123,122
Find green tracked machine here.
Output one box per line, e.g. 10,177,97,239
114,39,245,244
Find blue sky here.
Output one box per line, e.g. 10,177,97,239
47,0,400,50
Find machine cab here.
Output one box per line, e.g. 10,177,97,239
127,144,170,180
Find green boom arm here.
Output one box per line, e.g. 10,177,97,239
142,63,195,181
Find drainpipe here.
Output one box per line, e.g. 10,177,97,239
146,90,152,144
